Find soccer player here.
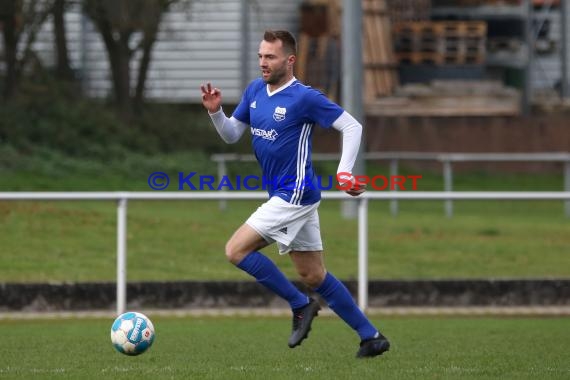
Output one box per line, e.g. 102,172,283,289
200,30,389,358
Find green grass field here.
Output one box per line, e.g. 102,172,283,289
1,167,569,282
0,199,569,282
0,316,568,379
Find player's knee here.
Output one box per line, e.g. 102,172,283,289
298,270,325,289
224,240,244,265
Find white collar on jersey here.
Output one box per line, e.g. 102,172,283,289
266,77,297,97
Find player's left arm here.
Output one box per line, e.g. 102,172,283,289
331,112,365,196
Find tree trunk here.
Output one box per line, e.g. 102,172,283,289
1,0,55,100
1,5,18,100
116,33,132,118
83,0,178,117
103,35,132,119
134,20,160,110
93,11,133,119
53,0,73,80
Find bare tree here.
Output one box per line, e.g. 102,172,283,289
0,0,55,100
53,0,74,80
0,1,19,100
83,0,177,118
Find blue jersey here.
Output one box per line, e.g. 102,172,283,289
233,78,343,205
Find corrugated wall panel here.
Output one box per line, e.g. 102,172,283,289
142,0,243,102
532,7,563,90
246,0,305,83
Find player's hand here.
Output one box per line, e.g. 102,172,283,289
345,182,366,196
337,173,366,197
200,82,222,113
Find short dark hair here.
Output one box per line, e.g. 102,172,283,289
263,30,297,55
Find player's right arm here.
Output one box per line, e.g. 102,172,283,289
303,89,365,197
200,82,247,144
332,112,366,196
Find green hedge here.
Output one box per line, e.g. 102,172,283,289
0,76,253,179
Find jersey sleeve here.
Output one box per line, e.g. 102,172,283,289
304,89,344,128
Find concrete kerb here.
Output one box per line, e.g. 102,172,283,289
2,279,570,318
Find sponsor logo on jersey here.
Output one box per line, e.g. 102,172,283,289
250,101,257,109
273,106,287,121
251,127,279,141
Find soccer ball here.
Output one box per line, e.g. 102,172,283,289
110,311,155,355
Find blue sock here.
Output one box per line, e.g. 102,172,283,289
237,251,309,310
315,272,378,340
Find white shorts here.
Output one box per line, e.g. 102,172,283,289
246,196,323,255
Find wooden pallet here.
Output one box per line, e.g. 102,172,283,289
385,0,432,22
396,51,485,65
297,33,341,102
301,0,342,38
393,21,486,65
297,1,342,101
444,53,486,65
438,22,487,37
363,0,399,101
297,0,398,101
396,52,445,65
442,36,486,56
393,21,487,38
